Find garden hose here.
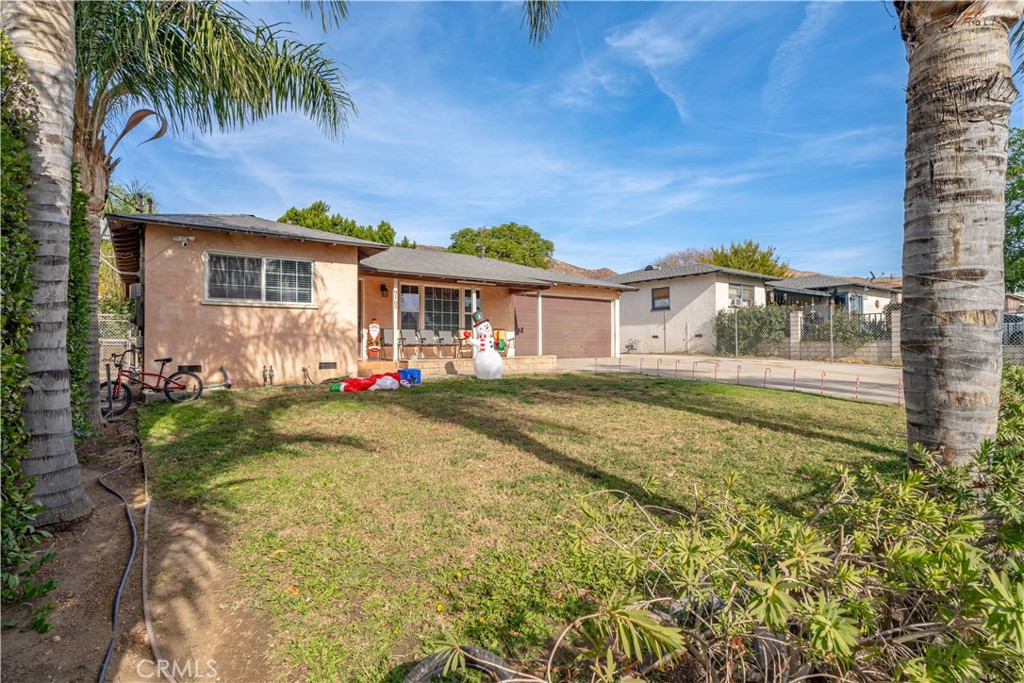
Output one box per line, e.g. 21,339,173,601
96,464,138,683
95,430,176,683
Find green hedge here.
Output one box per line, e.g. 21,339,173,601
1,32,56,630
68,164,91,436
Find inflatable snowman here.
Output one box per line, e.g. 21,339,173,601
469,310,504,380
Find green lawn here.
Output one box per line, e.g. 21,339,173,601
140,374,906,682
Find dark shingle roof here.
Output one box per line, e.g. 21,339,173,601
105,213,390,251
766,274,900,294
612,263,776,284
360,247,632,290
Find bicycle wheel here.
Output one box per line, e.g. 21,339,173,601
164,371,203,403
100,381,133,418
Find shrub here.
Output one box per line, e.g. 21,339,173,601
436,368,1024,682
67,164,92,437
1,32,56,630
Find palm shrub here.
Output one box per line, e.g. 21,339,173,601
433,369,1024,682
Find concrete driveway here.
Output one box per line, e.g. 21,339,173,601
556,353,904,405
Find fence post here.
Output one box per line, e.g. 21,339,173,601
829,302,835,363
789,311,802,360
734,308,740,358
890,314,901,363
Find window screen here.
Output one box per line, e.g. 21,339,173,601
265,259,312,303
208,255,262,301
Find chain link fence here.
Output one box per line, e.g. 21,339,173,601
98,313,134,370
714,304,900,365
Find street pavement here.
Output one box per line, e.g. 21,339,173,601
556,353,904,405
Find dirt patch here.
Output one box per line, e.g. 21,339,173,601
2,415,275,682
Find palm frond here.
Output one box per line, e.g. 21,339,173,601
522,0,560,46
297,0,349,31
74,0,354,142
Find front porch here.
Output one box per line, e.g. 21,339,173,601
358,355,558,380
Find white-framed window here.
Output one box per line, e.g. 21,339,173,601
424,286,460,331
206,252,314,305
651,286,670,310
400,284,419,329
728,283,755,307
463,288,482,329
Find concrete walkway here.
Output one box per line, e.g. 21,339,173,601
556,353,904,406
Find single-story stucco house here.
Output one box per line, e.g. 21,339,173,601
765,274,900,312
106,213,631,387
612,263,773,354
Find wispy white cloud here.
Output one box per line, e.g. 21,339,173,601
762,2,840,122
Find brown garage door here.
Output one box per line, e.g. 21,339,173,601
513,294,539,356
514,294,611,358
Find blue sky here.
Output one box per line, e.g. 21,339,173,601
113,1,959,277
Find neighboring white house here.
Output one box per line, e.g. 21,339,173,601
612,264,771,354
765,274,900,313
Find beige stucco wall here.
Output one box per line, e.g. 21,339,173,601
619,274,767,354
141,224,360,387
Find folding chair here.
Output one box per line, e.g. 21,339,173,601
419,329,440,358
400,329,421,359
436,330,456,358
380,328,395,360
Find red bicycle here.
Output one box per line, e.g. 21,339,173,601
101,349,204,417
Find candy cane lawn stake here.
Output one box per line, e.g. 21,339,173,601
855,375,860,400
657,358,662,376
764,367,771,389
691,361,698,381
820,372,826,396
898,378,903,407
736,364,741,385
713,362,719,382
792,369,797,391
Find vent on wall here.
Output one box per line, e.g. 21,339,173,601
319,362,338,370
178,365,202,373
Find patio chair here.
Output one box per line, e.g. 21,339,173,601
400,329,421,359
436,330,457,358
419,329,440,358
380,328,395,360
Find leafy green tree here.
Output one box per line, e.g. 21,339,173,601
704,240,789,277
100,180,158,307
278,200,414,246
448,222,554,268
1005,128,1024,292
73,0,356,426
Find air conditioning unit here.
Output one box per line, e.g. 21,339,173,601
128,282,143,300
730,297,744,308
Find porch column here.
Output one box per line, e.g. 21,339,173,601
536,290,543,356
612,298,620,358
392,278,399,361
789,310,803,360
359,280,366,361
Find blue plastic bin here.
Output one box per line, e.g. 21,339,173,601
398,368,422,385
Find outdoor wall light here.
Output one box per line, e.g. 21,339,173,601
380,284,389,297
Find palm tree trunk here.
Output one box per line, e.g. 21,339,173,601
2,0,94,523
898,1,1021,467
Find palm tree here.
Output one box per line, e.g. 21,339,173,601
73,0,356,425
895,1,1021,466
2,1,93,524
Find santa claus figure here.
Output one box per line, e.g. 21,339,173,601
468,309,504,380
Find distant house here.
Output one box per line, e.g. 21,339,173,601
766,274,900,313
1007,292,1024,313
612,264,772,354
106,213,631,387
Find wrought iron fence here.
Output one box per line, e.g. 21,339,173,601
714,304,898,365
